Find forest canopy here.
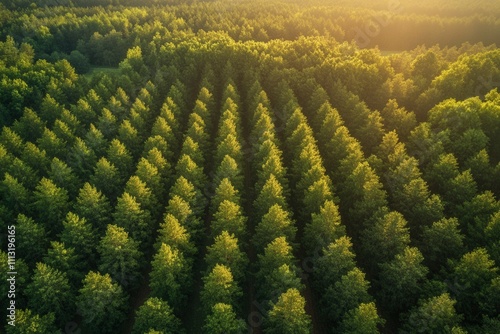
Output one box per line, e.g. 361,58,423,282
1,0,499,333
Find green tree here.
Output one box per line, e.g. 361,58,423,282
7,157,39,190
203,303,246,334
90,157,122,201
21,142,49,174
132,297,183,334
361,211,410,268
1,173,31,214
156,213,196,256
263,264,303,303
380,99,417,140
5,309,59,334
165,195,201,236
421,218,464,271
253,174,287,220
378,247,429,315
303,200,345,255
253,204,296,252
402,293,462,334
43,241,83,286
98,224,142,288
118,119,141,159
143,147,170,187
60,212,96,267
76,271,127,333
214,155,243,193
0,126,24,156
205,231,248,282
12,108,46,142
338,302,384,334
107,138,133,180
200,264,241,313
175,154,207,191
211,200,246,240
169,175,205,216
315,237,356,292
97,108,118,139
451,248,498,323
47,157,80,198
459,191,500,248
15,214,47,266
486,211,500,265
113,192,153,247
135,157,163,202
151,116,177,154
71,99,97,128
52,120,75,147
257,237,295,284
124,175,158,218
150,243,191,310
26,263,73,324
211,178,240,215
85,124,109,157
33,177,69,235
323,268,372,324
266,288,312,334
444,170,478,212
215,135,242,167
180,136,204,166
143,135,172,166
73,182,112,233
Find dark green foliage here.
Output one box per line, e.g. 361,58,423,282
323,268,372,324
73,182,112,233
33,177,70,235
203,303,246,334
303,200,345,255
1,173,31,214
150,243,191,310
5,309,60,334
315,237,356,292
43,241,83,285
338,302,384,334
378,247,429,315
361,211,410,268
26,263,73,324
90,157,122,201
421,218,465,271
200,264,242,314
205,231,248,282
451,248,499,323
402,293,462,334
266,288,312,334
59,212,97,267
3,2,500,332
253,204,296,252
113,192,153,248
132,298,183,334
76,271,128,333
15,214,48,266
98,224,142,288
211,200,246,240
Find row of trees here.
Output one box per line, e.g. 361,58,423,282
1,1,500,331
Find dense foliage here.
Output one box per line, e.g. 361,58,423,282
1,0,499,333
